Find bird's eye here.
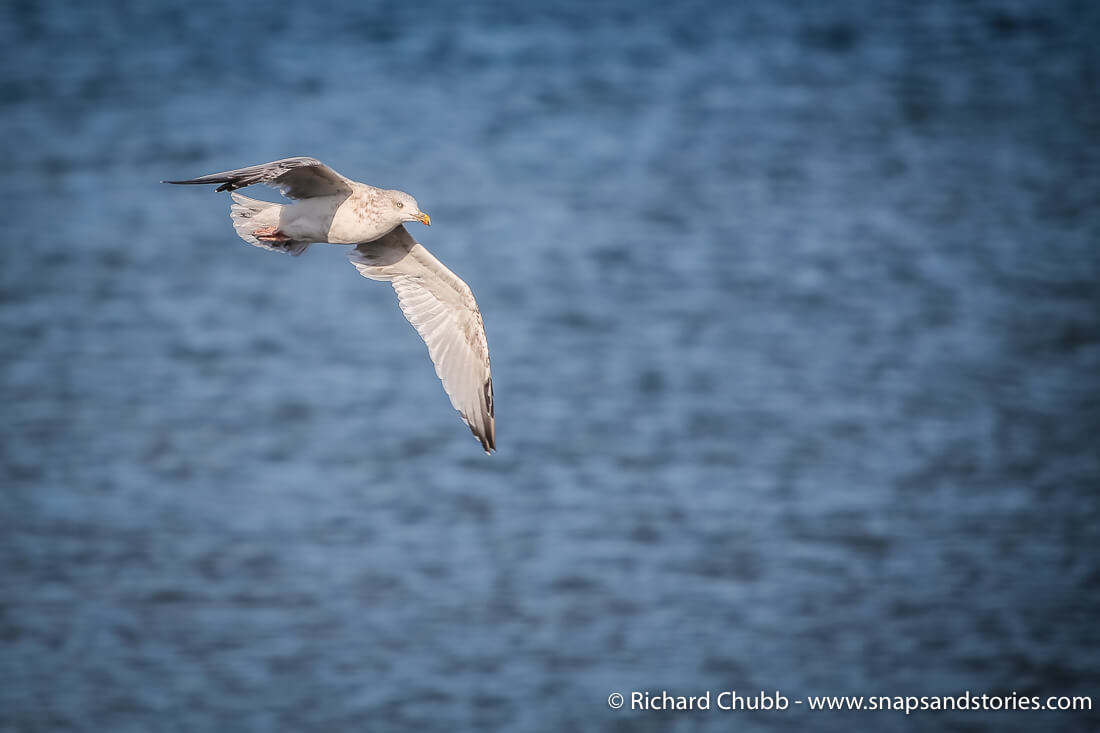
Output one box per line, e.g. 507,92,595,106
395,201,404,209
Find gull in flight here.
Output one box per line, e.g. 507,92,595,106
164,157,495,453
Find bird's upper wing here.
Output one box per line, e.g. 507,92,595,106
163,156,353,199
350,225,495,453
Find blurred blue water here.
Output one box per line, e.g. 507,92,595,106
1,0,1098,731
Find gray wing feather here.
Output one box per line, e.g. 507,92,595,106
349,226,495,453
163,156,352,199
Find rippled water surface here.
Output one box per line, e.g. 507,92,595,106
2,1,1098,731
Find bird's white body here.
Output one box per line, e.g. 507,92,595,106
271,184,409,244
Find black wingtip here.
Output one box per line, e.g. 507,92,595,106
471,423,495,455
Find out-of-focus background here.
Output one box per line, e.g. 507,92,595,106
1,0,1097,731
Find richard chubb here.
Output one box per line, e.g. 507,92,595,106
632,690,788,711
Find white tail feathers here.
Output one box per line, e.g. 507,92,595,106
229,193,311,256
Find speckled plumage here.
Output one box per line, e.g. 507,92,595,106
164,157,495,453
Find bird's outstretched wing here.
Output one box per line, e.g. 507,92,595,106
163,156,352,199
350,226,495,453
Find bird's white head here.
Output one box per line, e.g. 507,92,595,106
387,190,431,227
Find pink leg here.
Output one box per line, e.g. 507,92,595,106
254,225,291,242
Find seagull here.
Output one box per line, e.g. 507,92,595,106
164,156,495,453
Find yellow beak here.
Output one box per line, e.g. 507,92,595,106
417,212,431,226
